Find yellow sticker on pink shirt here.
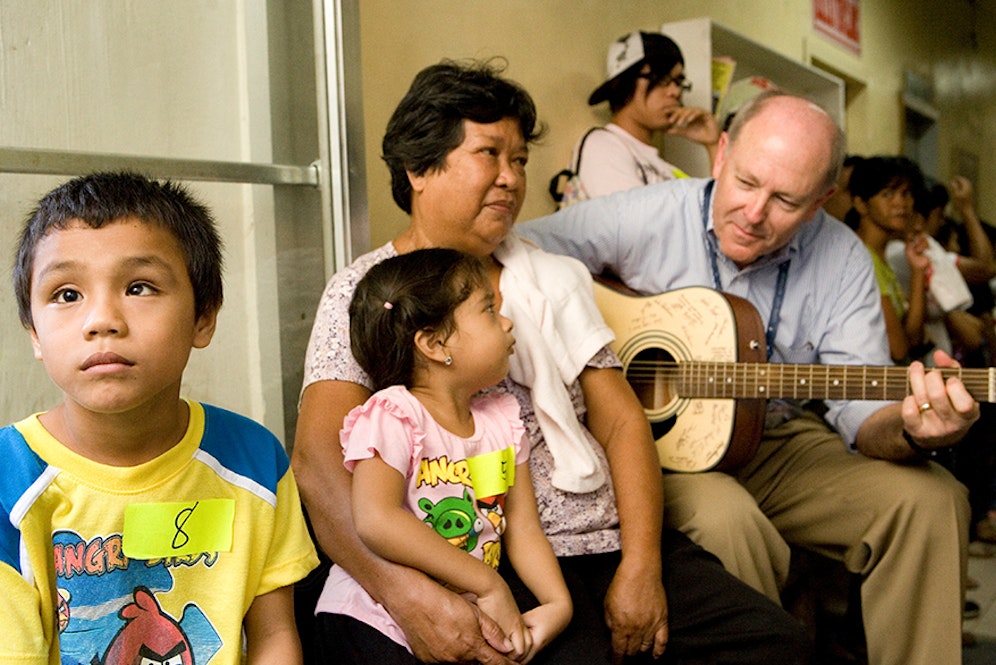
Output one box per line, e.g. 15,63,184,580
467,447,516,498
122,499,235,559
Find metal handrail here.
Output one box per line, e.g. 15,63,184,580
0,146,320,187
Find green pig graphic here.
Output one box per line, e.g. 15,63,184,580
418,489,484,552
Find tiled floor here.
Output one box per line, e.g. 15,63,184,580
963,549,996,664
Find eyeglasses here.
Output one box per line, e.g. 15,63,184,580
662,74,692,93
640,72,692,93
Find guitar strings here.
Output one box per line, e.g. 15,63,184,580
620,361,994,401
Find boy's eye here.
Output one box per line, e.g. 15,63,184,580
127,282,155,296
54,288,81,304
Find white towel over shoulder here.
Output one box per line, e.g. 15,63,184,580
494,234,615,493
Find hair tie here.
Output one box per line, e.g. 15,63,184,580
383,301,394,310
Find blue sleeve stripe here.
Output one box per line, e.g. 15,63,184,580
193,448,278,507
0,426,50,572
197,404,289,495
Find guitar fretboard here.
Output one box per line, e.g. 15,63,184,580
626,361,996,403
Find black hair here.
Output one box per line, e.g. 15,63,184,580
842,154,864,171
848,156,925,204
349,248,490,390
604,33,685,114
916,177,950,218
836,155,865,228
381,58,544,214
14,171,223,329
840,154,864,187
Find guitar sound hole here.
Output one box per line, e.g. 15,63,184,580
627,347,677,412
651,415,677,441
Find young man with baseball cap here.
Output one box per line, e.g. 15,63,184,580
555,30,721,205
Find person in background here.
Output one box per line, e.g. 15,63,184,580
517,90,977,665
554,31,720,206
868,167,994,366
928,177,996,289
847,155,929,363
2,172,318,663
293,59,811,665
923,175,996,366
317,248,572,663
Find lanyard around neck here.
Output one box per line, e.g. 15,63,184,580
700,180,789,360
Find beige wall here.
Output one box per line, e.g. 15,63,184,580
358,0,996,248
0,1,291,438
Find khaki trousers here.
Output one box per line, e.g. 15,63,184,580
661,414,969,665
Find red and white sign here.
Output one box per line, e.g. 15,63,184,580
814,0,860,55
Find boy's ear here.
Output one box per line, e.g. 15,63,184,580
29,327,43,361
413,328,448,364
192,308,219,349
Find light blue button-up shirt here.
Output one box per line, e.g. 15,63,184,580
517,177,892,449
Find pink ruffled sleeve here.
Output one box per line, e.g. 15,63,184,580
340,386,426,476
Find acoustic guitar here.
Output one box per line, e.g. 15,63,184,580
592,282,996,473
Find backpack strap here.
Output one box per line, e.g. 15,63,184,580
548,127,605,203
572,126,604,173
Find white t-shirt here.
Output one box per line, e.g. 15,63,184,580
574,123,686,199
886,236,973,358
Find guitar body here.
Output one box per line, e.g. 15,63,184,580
593,283,767,473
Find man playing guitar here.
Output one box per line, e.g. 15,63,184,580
518,91,978,665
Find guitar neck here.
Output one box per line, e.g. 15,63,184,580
669,362,996,403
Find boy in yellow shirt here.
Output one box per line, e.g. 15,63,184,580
2,172,318,664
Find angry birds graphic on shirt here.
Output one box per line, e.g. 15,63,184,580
52,530,222,664
101,587,192,665
418,489,484,552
